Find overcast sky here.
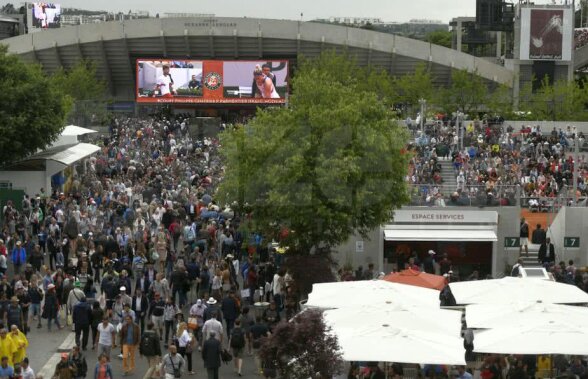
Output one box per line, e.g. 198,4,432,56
51,0,478,23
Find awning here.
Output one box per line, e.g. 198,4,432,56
29,143,101,166
60,125,98,136
384,229,497,242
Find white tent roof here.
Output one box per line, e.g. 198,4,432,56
449,277,588,305
331,323,466,365
473,322,588,355
466,302,588,329
306,280,440,309
60,125,98,136
324,305,463,337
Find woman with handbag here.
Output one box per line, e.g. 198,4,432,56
176,322,195,375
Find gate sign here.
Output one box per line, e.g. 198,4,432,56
504,237,520,248
564,237,580,248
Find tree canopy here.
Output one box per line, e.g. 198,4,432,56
218,51,409,255
51,60,109,126
426,30,453,48
0,45,71,165
258,309,343,379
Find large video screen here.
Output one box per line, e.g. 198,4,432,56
30,3,61,29
136,60,288,104
519,7,573,61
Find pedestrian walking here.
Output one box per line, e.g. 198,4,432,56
139,321,162,379
201,332,222,379
119,315,140,376
95,317,116,360
160,345,185,379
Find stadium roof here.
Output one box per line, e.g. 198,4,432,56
2,17,515,100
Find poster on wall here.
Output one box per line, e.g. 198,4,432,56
519,7,573,61
136,59,288,104
529,9,564,60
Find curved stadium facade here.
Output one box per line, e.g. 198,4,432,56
2,16,515,100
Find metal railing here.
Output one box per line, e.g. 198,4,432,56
407,184,520,207
407,184,587,210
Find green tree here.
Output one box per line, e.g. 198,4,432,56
51,60,109,126
437,68,488,114
0,45,71,165
426,30,453,48
393,63,435,114
519,77,588,121
218,51,409,257
487,83,514,118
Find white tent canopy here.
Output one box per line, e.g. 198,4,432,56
466,302,588,329
473,322,588,355
60,125,98,136
306,280,440,309
331,323,466,365
449,277,588,305
324,306,463,337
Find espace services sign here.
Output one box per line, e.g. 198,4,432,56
392,210,498,224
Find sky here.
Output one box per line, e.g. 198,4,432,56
48,0,478,23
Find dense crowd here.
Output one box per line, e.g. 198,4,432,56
407,118,588,207
0,114,300,379
576,28,588,50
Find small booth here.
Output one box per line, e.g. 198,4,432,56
383,209,499,280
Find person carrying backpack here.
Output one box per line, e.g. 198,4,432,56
229,319,246,376
140,321,162,379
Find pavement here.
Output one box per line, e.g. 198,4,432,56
28,314,263,379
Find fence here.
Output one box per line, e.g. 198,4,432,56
407,184,520,207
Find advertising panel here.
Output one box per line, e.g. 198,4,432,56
30,3,61,29
136,59,288,104
519,7,574,61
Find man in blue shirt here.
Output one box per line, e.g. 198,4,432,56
119,315,140,375
456,366,473,379
0,356,14,378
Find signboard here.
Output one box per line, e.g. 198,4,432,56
392,210,498,224
564,237,580,248
136,59,288,104
504,237,520,248
519,6,574,61
355,241,364,253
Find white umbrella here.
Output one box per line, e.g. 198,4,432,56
324,305,462,337
306,280,440,309
332,323,466,365
466,301,588,328
473,321,588,355
449,277,588,305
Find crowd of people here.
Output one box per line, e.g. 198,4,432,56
407,117,588,208
575,28,588,50
0,113,300,379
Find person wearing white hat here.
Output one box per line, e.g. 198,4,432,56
423,250,436,274
42,284,63,331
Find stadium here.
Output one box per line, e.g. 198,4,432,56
1,0,588,377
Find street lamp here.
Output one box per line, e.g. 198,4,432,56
418,98,427,134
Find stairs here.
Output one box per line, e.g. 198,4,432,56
519,243,542,268
438,159,457,190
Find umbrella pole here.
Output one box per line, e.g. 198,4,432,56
551,354,554,378
385,362,388,379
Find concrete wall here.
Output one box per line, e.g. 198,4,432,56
547,206,566,259
559,207,588,266
332,228,382,272
0,171,47,195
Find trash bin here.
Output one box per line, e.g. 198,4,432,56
254,302,270,319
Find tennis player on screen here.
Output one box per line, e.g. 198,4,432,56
155,64,175,97
253,65,280,99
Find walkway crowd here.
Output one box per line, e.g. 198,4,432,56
0,114,299,379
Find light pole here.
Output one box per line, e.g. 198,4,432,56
419,98,426,135
456,111,464,152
